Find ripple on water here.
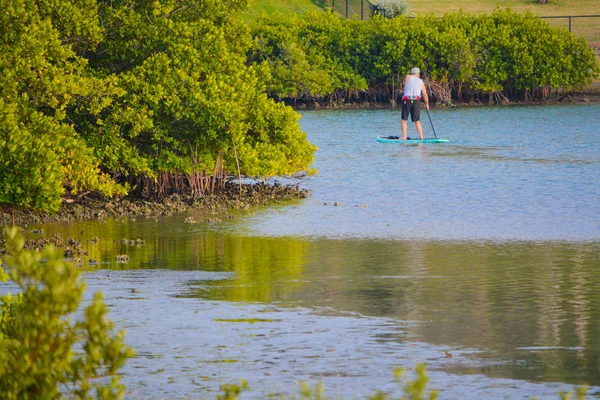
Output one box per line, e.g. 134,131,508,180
13,104,600,399
242,105,600,241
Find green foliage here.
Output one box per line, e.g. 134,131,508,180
1,0,317,212
0,255,6,284
250,9,600,103
0,227,134,399
0,0,128,213
87,0,316,180
0,102,65,212
399,364,438,400
298,382,326,399
250,15,335,99
559,386,588,400
365,365,438,400
0,100,127,213
217,379,249,400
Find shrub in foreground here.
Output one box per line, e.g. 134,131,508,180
0,227,134,399
0,227,589,399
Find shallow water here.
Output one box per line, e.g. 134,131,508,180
248,104,600,241
5,104,600,399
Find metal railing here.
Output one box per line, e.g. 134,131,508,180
330,0,378,20
540,15,600,42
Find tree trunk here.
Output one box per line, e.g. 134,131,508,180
230,135,243,198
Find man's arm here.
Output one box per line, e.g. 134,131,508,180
421,81,429,110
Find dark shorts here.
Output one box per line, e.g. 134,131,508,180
401,99,421,122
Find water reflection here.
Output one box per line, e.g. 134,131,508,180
15,104,600,397
174,238,599,386
30,217,599,389
244,104,600,241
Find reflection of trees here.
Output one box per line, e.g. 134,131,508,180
290,240,600,386
26,218,166,269
33,216,309,302
192,236,307,302
28,218,600,384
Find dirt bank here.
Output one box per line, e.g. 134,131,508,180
1,181,309,228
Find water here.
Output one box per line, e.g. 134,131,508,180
4,104,600,399
249,104,600,241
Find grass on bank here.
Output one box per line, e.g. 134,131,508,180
243,0,328,20
405,0,600,17
246,0,600,17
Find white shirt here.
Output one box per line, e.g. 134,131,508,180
403,75,423,98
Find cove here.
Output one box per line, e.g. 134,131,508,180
11,103,600,399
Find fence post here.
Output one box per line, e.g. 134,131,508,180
568,16,572,32
361,0,364,20
346,0,349,18
332,0,335,8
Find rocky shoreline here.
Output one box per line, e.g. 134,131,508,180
1,181,309,228
0,181,309,257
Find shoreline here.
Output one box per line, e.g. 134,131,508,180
1,181,309,229
2,91,598,232
291,90,600,110
0,181,309,257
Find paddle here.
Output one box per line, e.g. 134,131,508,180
425,107,438,139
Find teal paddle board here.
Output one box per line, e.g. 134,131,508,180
376,136,449,144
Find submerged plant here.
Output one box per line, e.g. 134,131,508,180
558,386,588,400
217,379,249,400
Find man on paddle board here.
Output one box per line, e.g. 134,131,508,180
401,67,430,140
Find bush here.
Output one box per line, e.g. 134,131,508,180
250,10,600,104
373,0,409,18
0,227,134,399
1,0,317,211
0,0,128,214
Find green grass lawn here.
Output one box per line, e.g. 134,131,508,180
243,0,328,20
406,0,600,17
247,0,600,18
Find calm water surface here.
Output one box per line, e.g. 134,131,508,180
250,104,600,241
7,104,600,399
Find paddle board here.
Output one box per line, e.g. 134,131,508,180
376,136,449,144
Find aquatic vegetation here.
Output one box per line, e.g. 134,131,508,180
215,364,589,399
217,364,439,399
214,318,280,323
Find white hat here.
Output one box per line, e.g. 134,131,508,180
410,67,420,74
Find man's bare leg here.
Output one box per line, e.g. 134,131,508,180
415,121,424,139
401,119,408,140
